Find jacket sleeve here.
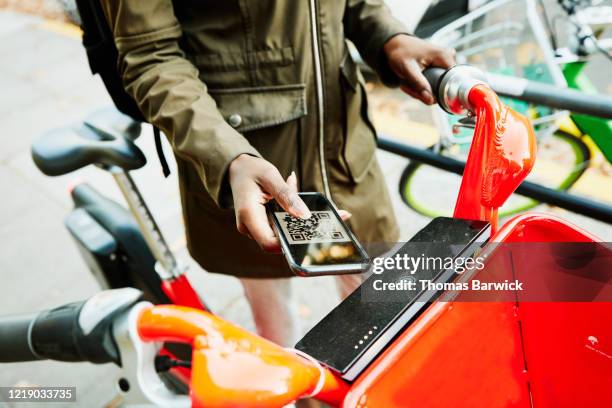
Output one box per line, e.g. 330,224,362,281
101,0,260,207
343,0,410,87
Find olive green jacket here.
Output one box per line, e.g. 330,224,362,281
102,0,403,277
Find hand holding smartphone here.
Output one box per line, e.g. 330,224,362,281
266,192,370,276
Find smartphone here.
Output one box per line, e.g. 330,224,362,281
266,192,370,276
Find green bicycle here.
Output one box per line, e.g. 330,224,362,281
399,0,612,218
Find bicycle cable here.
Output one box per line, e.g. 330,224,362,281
569,19,612,62
592,36,612,62
154,355,192,372
287,348,326,398
539,0,559,49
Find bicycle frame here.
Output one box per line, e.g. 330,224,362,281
109,167,206,310
562,61,612,163
13,65,610,406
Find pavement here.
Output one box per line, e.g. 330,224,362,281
0,9,610,408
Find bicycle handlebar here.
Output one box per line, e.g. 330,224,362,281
0,313,40,362
486,73,612,120
421,66,612,119
0,288,141,364
422,65,488,115
422,67,446,96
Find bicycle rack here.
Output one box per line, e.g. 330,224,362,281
377,136,612,224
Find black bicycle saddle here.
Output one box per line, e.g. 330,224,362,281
32,117,146,176
84,107,142,142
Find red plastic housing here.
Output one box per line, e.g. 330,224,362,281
346,214,611,407
454,85,536,233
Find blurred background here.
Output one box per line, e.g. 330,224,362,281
0,0,610,406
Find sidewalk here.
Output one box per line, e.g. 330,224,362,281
0,10,609,408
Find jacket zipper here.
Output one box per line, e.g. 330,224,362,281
308,0,333,200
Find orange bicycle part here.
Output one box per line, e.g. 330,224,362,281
137,305,349,407
454,85,537,233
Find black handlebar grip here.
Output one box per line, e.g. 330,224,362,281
29,301,90,362
422,67,447,101
0,289,141,365
0,313,40,362
28,300,121,364
0,301,117,364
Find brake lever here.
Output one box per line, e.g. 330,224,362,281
452,115,477,133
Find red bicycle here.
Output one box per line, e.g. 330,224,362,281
3,65,609,407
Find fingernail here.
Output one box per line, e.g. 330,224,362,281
293,195,311,219
288,171,297,184
338,210,352,220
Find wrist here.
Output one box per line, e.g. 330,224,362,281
230,153,255,170
229,153,259,184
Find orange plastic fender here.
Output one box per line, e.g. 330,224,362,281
454,85,536,233
137,305,348,407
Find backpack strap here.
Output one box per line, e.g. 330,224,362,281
153,127,171,178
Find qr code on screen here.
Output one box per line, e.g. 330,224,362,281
274,211,351,244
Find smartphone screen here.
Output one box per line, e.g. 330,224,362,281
267,193,370,275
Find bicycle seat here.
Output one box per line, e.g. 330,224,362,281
84,107,142,141
32,122,146,176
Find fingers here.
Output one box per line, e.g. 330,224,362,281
229,155,307,252
399,84,424,101
337,209,352,221
432,47,456,69
260,171,297,206
387,36,456,105
400,59,435,104
257,167,311,219
403,47,455,104
236,201,281,253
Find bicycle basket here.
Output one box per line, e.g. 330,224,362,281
430,0,567,145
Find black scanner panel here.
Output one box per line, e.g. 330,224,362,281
295,217,490,381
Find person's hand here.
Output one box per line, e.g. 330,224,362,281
229,154,309,252
383,34,456,105
229,154,351,253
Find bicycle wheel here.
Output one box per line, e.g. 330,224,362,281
399,130,591,218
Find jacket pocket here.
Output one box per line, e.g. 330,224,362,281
340,46,377,184
208,84,307,132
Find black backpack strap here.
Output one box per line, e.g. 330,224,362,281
153,127,171,178
75,0,171,178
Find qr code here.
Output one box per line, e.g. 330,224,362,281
275,211,350,244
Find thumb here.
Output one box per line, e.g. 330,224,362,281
257,168,311,219
337,209,352,221
286,171,298,193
